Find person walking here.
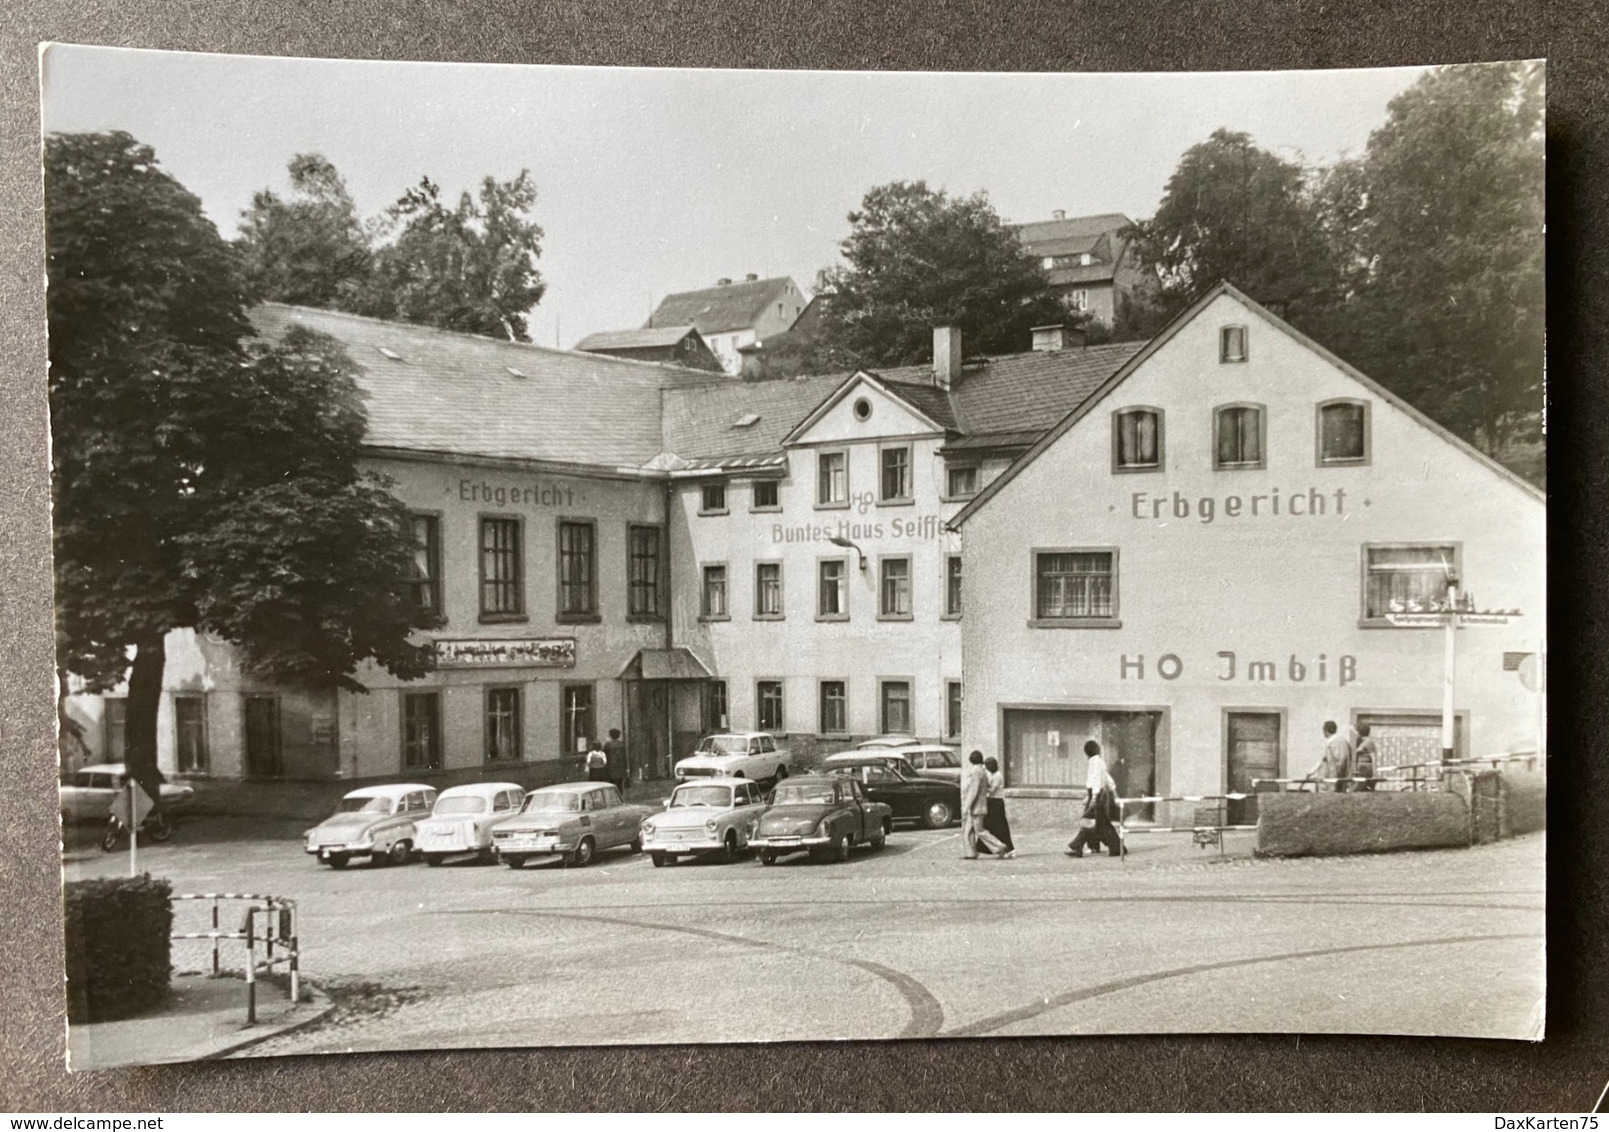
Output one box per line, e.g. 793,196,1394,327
585,736,611,784
602,728,628,795
1066,739,1124,858
961,750,1007,859
1352,724,1379,791
982,756,1016,858
1305,721,1353,792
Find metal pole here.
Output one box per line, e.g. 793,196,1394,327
1442,586,1459,763
245,908,257,1025
211,898,220,976
288,905,300,1005
127,780,138,877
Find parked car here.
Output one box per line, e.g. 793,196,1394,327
493,782,653,868
674,732,792,785
59,763,195,824
855,735,918,750
414,781,526,866
749,774,892,865
887,744,963,782
304,783,437,869
640,777,770,867
823,756,960,828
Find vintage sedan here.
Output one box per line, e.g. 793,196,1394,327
825,756,961,828
303,783,436,869
414,781,526,866
493,782,653,868
640,777,770,867
673,732,792,786
60,763,196,824
749,774,892,865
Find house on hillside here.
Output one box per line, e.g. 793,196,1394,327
648,275,807,374
949,283,1545,826
1012,210,1155,327
574,325,722,372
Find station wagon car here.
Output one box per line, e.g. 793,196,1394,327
674,731,792,785
749,774,892,865
59,763,196,824
303,783,436,869
414,781,525,866
824,757,960,828
493,782,653,868
640,777,770,867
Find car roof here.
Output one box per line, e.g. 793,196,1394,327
437,781,524,798
855,735,918,748
344,783,437,799
700,731,768,740
76,763,127,775
532,781,612,794
822,750,913,764
673,776,746,786
776,775,846,787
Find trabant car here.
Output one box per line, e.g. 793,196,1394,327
640,776,769,867
749,774,892,865
414,781,526,866
304,783,436,869
823,756,960,828
674,731,792,786
59,763,196,824
493,782,653,868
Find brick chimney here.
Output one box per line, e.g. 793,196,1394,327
933,326,962,389
1052,209,1066,221
716,277,732,286
744,273,759,282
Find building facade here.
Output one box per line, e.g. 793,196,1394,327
1012,211,1156,327
647,275,807,374
951,285,1547,821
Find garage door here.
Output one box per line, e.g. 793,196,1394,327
1002,708,1160,801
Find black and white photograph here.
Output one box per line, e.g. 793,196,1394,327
40,47,1546,1071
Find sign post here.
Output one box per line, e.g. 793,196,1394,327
110,779,157,876
1387,593,1518,764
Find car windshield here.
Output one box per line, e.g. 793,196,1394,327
524,791,582,813
337,796,393,814
671,786,732,808
433,796,488,815
773,783,836,806
696,736,749,755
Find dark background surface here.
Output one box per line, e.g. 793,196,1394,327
2,0,1603,1112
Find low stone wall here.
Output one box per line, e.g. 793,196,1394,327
1000,788,1087,832
1502,766,1547,836
1256,790,1471,858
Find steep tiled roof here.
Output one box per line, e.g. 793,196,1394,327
881,379,960,432
1048,262,1124,286
660,374,845,462
649,277,798,335
249,304,710,469
576,325,700,351
1012,211,1132,246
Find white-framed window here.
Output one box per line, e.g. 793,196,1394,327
818,451,848,507
1034,549,1117,623
879,556,912,620
701,564,729,619
819,680,848,735
754,561,783,619
880,445,912,502
1363,544,1460,621
879,680,913,735
818,558,848,620
944,554,962,618
757,681,785,732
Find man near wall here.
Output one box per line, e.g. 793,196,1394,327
961,750,1007,859
602,728,628,794
1306,720,1353,792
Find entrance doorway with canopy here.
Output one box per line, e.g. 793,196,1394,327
619,648,714,781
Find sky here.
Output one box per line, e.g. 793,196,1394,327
40,47,1431,350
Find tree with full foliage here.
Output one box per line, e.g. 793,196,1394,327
46,131,437,805
1127,128,1343,329
812,181,1065,368
359,172,547,341
1332,61,1545,460
237,153,373,310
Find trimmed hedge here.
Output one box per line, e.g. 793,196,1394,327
1256,791,1470,857
64,874,172,1023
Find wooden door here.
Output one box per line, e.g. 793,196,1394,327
1226,711,1281,824
244,696,283,778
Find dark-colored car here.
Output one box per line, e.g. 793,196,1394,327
825,758,961,829
748,775,893,865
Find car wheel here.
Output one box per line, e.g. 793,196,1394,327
923,799,954,829
326,853,350,870
720,830,739,863
478,848,496,865
760,851,778,866
424,853,444,867
630,836,643,854
145,813,173,842
386,840,412,866
836,833,853,861
503,854,526,869
566,836,595,868
870,820,889,850
776,764,789,781
651,851,668,868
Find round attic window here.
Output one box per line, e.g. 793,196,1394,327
853,397,873,421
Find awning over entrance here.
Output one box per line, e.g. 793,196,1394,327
619,647,714,681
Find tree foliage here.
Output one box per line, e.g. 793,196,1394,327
812,181,1064,367
237,153,373,309
46,131,437,798
237,157,548,342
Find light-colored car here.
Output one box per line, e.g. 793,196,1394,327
880,744,963,782
59,763,196,823
640,776,770,867
674,732,792,785
493,782,654,868
414,781,526,866
303,783,437,869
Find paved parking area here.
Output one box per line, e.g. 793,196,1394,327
64,820,1546,1056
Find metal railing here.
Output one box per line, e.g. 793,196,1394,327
172,892,300,1023
1115,793,1258,860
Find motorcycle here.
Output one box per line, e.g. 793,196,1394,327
100,808,174,851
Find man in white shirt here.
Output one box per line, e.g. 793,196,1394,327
1066,740,1124,858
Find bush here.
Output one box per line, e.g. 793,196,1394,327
1256,791,1470,857
64,874,172,1023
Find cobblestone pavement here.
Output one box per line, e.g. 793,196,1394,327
64,822,1546,1057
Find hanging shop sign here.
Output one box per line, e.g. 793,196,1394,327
434,638,577,668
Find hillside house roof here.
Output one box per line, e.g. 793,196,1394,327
648,276,800,335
